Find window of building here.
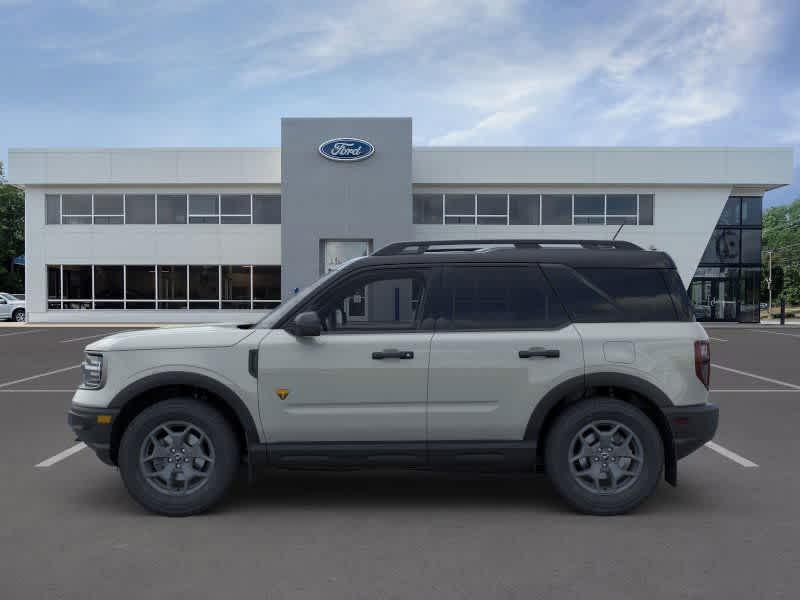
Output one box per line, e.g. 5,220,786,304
93,265,124,309
47,264,281,311
701,229,741,263
606,194,638,225
476,194,507,225
253,194,281,224
740,229,762,263
62,265,92,309
638,194,654,225
573,195,605,224
126,265,156,309
46,194,61,225
509,194,540,225
93,194,124,224
541,195,572,225
717,197,741,226
221,194,251,224
157,194,187,224
253,266,281,309
158,265,187,309
413,194,443,224
47,265,62,309
222,265,251,309
189,195,219,224
741,197,762,226
438,265,567,330
62,194,92,224
125,194,156,224
189,265,219,308
444,194,475,224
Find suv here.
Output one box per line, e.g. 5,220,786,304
69,239,718,516
0,293,26,322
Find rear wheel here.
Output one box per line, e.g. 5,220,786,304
12,309,25,322
545,398,663,515
118,398,240,516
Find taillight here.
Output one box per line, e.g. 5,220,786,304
694,340,710,389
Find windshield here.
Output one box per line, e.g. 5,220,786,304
256,256,366,328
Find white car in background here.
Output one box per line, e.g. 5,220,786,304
0,293,26,322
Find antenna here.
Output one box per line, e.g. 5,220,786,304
612,223,625,241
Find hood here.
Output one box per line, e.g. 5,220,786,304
85,323,257,352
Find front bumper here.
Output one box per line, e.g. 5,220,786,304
663,403,719,460
68,405,119,466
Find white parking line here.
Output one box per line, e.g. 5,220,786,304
704,441,758,468
707,336,728,342
0,364,82,389
712,363,800,390
0,329,43,338
35,443,87,468
747,329,800,339
59,333,114,344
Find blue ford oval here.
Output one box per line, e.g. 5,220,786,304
318,138,375,162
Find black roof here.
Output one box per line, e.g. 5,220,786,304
350,239,676,270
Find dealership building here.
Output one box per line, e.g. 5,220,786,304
8,117,794,324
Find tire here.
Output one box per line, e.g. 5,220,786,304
118,398,240,516
12,309,25,322
545,398,664,515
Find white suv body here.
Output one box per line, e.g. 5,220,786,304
0,293,26,321
69,240,717,516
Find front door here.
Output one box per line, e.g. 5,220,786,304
258,266,433,443
689,278,738,321
427,265,584,441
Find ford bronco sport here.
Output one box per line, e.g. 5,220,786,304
69,239,718,516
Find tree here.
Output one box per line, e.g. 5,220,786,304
762,197,800,305
0,161,25,293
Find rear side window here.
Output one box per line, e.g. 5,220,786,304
662,269,694,321
438,265,568,330
542,265,682,322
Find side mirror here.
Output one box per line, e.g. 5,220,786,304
293,311,321,337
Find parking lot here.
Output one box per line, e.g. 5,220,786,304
1,324,799,599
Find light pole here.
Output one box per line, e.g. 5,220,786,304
767,250,773,314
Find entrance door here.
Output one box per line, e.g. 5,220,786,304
689,278,738,321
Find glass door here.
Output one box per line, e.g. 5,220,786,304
689,278,738,321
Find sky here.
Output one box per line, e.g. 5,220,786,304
1,0,798,207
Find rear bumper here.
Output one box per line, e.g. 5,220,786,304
663,403,719,460
68,405,119,466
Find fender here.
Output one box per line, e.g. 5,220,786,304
109,371,261,445
524,371,677,485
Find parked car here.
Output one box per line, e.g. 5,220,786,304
760,302,768,310
0,293,26,322
69,239,717,516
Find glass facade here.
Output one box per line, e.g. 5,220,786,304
689,197,762,322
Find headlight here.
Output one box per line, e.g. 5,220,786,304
81,353,104,389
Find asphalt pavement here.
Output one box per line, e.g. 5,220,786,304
0,324,798,599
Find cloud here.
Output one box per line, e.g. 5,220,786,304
237,0,519,87
428,0,779,144
429,107,536,145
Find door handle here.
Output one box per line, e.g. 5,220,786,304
372,349,414,360
518,347,560,359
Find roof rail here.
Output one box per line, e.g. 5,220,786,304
373,239,642,256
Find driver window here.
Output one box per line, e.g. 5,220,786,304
314,271,427,332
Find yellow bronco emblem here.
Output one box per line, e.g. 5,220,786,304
275,387,290,400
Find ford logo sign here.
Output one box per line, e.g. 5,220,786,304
318,138,375,162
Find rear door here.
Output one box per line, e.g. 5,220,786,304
426,264,584,441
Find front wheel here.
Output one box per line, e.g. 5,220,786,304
545,398,664,515
118,399,240,516
12,309,25,322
